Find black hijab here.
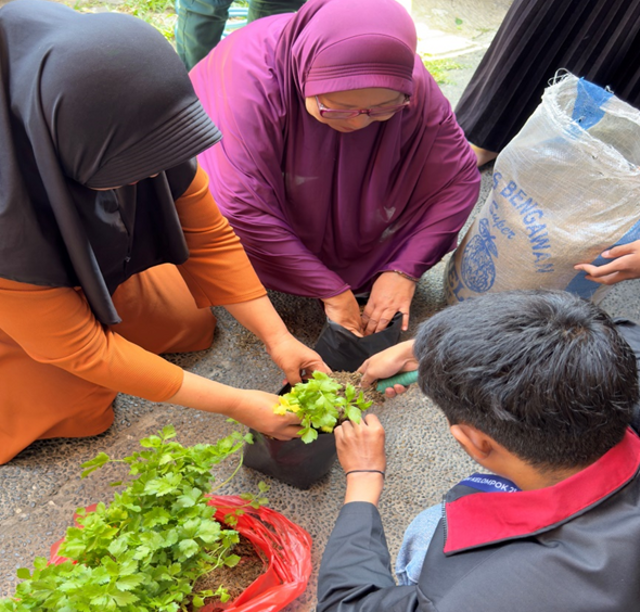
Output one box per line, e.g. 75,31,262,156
0,0,222,324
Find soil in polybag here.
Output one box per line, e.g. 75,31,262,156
198,496,312,612
192,535,265,611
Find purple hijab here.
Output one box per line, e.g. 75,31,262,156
191,0,479,298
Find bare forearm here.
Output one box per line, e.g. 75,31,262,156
336,415,386,507
167,371,301,439
167,371,244,416
223,295,291,350
358,340,417,386
392,339,417,367
344,472,384,506
224,295,329,384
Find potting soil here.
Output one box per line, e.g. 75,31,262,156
191,535,266,611
330,370,385,408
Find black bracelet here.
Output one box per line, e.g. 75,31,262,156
345,469,385,480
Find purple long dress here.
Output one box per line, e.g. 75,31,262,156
190,0,480,298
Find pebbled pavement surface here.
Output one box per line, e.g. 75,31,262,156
3,2,640,610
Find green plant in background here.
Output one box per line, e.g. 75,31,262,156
275,371,373,444
0,425,265,612
67,0,178,42
421,56,463,86
121,0,176,40
66,0,251,42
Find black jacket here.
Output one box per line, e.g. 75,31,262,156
317,428,640,612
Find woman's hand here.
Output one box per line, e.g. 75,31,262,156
358,340,417,397
223,295,328,383
168,372,301,439
232,389,302,440
335,414,386,505
322,289,363,336
362,272,416,335
574,241,640,285
266,333,330,384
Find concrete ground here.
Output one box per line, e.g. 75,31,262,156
3,1,640,610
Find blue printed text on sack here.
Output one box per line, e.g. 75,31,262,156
494,172,554,273
489,200,516,239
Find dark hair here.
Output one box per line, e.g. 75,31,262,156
414,290,638,470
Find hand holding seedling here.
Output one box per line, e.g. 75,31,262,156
335,414,386,506
362,271,416,335
275,372,374,442
358,340,418,397
322,289,364,336
170,372,301,440
235,389,303,440
574,239,640,285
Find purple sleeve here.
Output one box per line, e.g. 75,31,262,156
381,108,480,280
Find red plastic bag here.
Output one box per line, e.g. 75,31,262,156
49,495,312,612
201,495,312,612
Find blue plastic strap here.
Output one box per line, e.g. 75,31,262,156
562,78,632,299
571,78,613,130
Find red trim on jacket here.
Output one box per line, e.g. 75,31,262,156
444,428,640,554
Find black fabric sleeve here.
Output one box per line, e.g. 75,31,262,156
317,502,432,612
166,158,198,200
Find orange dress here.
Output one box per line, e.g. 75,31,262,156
0,166,266,464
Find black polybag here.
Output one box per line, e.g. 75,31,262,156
243,313,403,489
242,426,338,490
313,313,403,371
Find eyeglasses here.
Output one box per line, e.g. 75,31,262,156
315,95,410,119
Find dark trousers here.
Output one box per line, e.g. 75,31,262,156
175,0,306,70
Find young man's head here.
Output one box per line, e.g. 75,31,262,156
414,290,638,473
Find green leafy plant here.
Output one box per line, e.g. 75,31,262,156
65,0,177,42
275,371,373,444
0,425,267,612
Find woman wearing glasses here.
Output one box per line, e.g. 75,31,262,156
191,0,480,336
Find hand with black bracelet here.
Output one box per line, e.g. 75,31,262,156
334,414,386,506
